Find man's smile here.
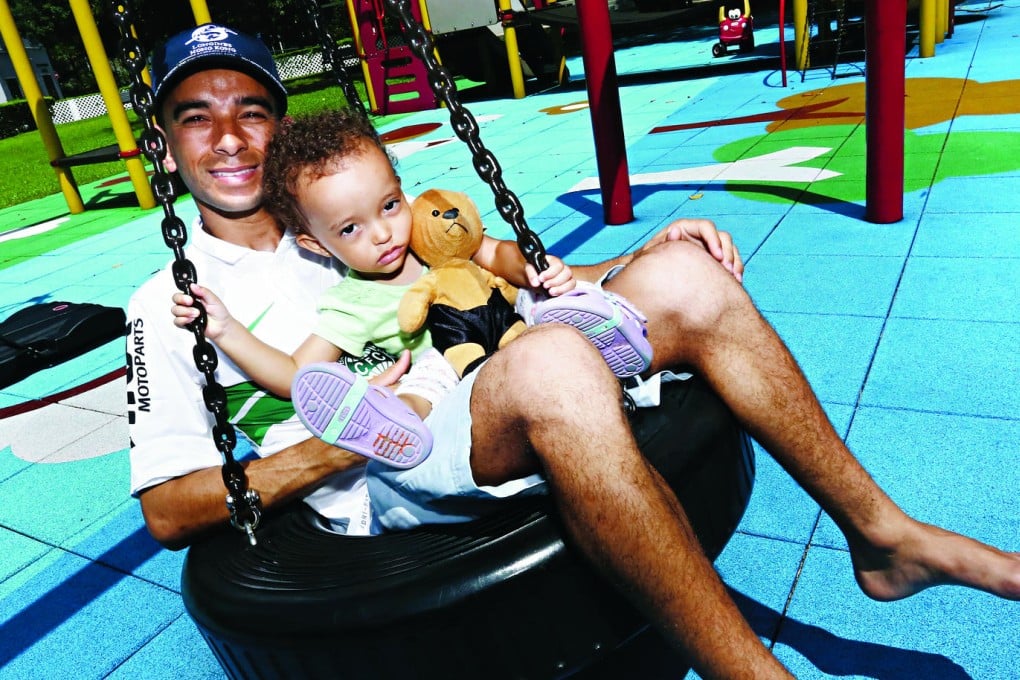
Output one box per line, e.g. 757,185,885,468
210,165,258,182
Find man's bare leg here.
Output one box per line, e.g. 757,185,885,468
603,240,1020,602
469,325,794,678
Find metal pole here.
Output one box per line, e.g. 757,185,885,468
935,0,946,44
864,0,905,224
779,0,787,87
920,0,935,57
498,0,527,99
190,0,212,24
574,0,632,225
68,0,155,209
0,0,85,213
345,0,380,112
793,0,808,72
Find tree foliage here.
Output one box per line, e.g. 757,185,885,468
6,0,353,96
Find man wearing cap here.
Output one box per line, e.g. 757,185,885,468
127,23,384,538
127,23,1020,680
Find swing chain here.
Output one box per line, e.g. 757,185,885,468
301,0,368,118
226,488,263,546
106,0,545,543
384,0,549,273
108,1,263,543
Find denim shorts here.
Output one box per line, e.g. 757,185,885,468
366,363,546,532
366,265,690,531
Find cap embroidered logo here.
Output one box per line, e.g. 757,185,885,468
186,24,239,47
151,23,288,115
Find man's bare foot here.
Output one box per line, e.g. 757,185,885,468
849,520,1020,602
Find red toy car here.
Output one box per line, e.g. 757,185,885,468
713,1,755,57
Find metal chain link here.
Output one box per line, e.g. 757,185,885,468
384,0,549,273
107,1,262,545
301,0,368,117
105,0,547,545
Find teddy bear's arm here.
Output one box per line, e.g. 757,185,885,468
397,277,439,333
485,271,518,305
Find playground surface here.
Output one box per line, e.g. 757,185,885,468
2,4,1019,678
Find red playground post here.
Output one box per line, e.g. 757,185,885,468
574,0,633,225
864,0,906,223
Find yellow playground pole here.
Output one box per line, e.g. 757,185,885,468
0,0,85,213
792,0,808,72
416,0,448,109
67,0,154,209
345,0,380,111
498,0,526,99
935,0,946,43
190,0,212,25
920,0,935,56
416,0,445,67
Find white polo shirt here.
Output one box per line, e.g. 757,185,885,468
126,218,372,534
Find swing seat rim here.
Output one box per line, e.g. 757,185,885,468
181,376,754,679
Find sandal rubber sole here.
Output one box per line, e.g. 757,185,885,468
533,289,653,378
292,363,432,469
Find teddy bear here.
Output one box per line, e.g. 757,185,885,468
397,189,527,377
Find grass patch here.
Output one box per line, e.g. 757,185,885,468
0,113,146,210
0,70,493,211
0,75,404,211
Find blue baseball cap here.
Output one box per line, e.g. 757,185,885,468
151,23,287,115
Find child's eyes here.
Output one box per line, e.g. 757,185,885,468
383,198,400,212
339,224,357,236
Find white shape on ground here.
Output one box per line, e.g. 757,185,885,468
567,146,841,192
0,217,70,243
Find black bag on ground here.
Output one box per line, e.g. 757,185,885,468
0,301,127,389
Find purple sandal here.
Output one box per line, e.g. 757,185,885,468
292,362,432,468
520,284,653,378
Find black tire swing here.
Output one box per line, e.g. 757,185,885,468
109,1,756,677
185,378,754,680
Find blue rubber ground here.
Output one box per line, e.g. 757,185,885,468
1,5,1018,678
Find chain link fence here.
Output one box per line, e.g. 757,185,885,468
49,45,357,124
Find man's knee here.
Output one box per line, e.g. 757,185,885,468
493,324,611,383
606,240,746,330
478,324,618,414
469,325,621,483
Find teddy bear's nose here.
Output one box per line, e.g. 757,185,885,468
443,208,460,220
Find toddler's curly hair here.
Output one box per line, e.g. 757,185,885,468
262,109,395,234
